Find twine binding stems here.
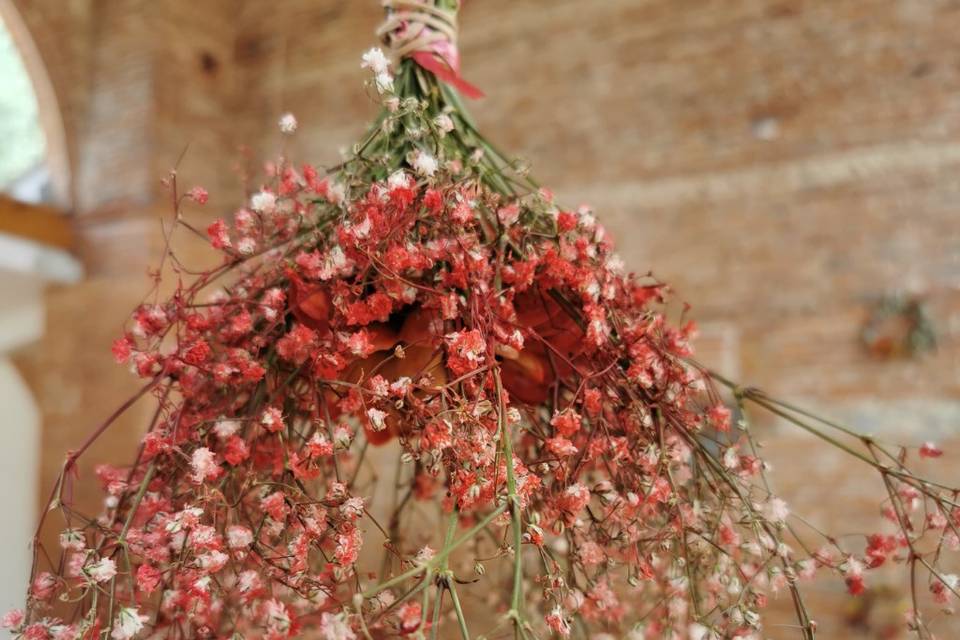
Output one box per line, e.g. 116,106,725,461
378,0,484,99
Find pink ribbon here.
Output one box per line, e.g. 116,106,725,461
410,39,484,99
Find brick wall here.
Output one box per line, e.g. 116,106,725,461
7,1,960,635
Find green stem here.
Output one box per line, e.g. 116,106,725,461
448,580,471,640
362,504,507,599
429,512,461,640
494,369,525,624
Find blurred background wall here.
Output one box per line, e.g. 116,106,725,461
0,0,957,636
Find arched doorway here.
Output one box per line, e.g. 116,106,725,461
0,3,78,617
0,0,70,206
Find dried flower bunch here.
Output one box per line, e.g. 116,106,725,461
10,2,960,639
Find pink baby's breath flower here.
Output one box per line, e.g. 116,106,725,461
59,528,85,551
708,404,732,433
187,186,209,204
396,602,421,634
584,303,610,347
414,546,436,566
86,557,117,583
1,609,23,629
31,572,57,600
545,607,571,636
260,407,284,433
347,330,375,357
197,550,229,572
763,497,790,523
341,496,365,519
261,491,289,521
263,599,292,636
546,436,578,458
578,541,605,566
497,203,519,226
333,425,353,449
227,525,253,549
931,574,959,604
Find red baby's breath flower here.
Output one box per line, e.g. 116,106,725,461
444,329,485,376
707,404,732,432
182,340,212,365
206,219,231,249
396,601,421,634
136,564,161,594
111,336,133,364
550,410,582,438
920,441,943,458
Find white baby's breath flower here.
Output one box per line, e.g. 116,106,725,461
278,112,298,134
842,556,864,578
327,181,346,205
226,525,253,549
374,71,394,94
111,607,149,640
433,114,454,134
387,170,411,190
333,425,352,449
367,408,388,432
318,611,356,640
59,528,86,551
576,204,596,230
412,150,438,177
213,419,239,440
190,447,219,483
250,190,276,213
361,47,390,74
236,237,257,255
763,497,789,523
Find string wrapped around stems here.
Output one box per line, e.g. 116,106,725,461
378,0,484,98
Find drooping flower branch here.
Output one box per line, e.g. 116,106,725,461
8,3,960,640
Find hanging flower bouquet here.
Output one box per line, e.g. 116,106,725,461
9,2,960,639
